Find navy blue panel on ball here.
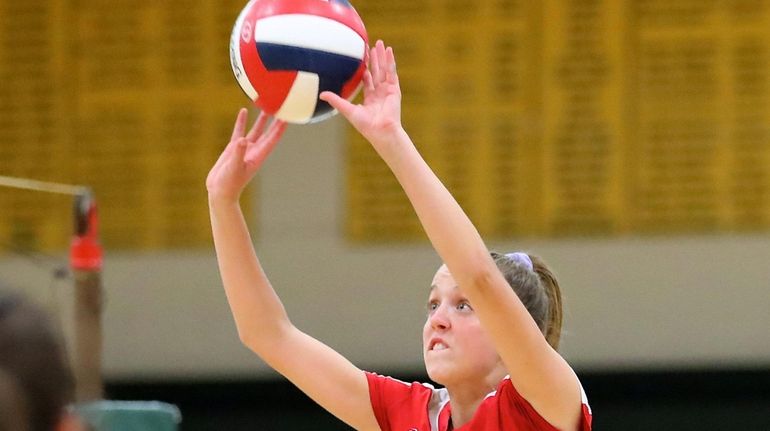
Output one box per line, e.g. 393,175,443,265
257,43,361,117
330,0,353,7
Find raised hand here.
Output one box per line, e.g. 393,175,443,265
206,108,287,202
320,40,402,149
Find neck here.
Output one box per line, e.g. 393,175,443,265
445,386,487,428
444,367,506,428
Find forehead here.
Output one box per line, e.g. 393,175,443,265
430,264,458,294
431,264,453,281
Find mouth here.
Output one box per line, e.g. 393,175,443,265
428,338,449,352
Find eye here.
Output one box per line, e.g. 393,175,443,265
457,301,472,311
427,300,439,313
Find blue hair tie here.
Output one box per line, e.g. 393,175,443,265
505,252,533,271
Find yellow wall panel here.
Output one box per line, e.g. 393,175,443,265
346,0,770,242
541,0,627,235
0,0,71,251
346,0,541,241
0,0,251,252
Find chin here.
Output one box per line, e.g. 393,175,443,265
426,370,448,386
425,362,453,386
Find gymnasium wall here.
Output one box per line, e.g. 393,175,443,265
0,0,768,380
1,116,768,379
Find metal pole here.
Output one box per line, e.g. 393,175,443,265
0,176,104,401
70,190,104,402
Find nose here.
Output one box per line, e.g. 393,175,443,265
429,303,451,331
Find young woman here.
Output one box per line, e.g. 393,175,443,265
207,40,592,431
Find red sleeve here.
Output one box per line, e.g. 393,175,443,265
579,384,593,431
365,372,433,431
499,377,593,431
366,372,395,431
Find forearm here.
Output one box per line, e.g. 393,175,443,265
383,130,557,373
379,129,496,287
208,196,292,350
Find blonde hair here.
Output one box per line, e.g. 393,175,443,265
490,252,564,350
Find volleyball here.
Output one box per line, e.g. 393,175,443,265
230,0,368,124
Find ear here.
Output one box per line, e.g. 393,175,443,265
56,411,88,431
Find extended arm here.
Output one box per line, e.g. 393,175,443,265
206,110,378,431
322,41,582,431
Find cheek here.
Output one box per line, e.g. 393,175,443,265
462,324,499,359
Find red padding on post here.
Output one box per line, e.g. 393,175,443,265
70,200,103,271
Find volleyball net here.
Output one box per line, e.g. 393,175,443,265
0,175,180,430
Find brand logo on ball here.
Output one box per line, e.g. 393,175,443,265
241,21,253,43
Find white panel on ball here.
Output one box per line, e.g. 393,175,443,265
255,14,366,59
276,72,320,123
230,2,258,101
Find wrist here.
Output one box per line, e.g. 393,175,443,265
373,126,412,161
208,191,242,209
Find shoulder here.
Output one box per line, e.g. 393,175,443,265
494,376,593,431
366,373,442,431
366,372,436,403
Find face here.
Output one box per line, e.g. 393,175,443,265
422,265,504,387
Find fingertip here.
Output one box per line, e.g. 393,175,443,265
320,91,341,106
386,47,395,63
231,109,250,140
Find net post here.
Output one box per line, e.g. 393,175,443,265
70,190,104,402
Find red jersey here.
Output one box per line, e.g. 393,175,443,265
366,372,592,431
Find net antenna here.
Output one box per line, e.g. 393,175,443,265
0,175,104,402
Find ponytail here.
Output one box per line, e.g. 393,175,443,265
491,252,564,351
530,255,563,350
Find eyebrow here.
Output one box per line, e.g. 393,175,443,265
428,284,459,291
